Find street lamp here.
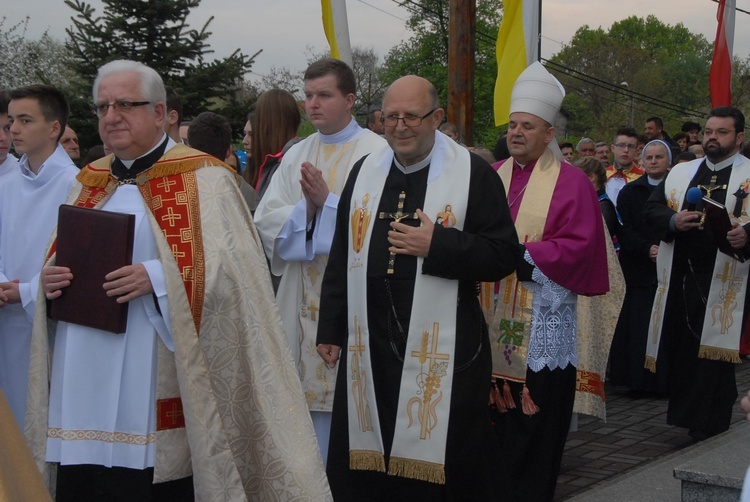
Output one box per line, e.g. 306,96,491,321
620,82,635,128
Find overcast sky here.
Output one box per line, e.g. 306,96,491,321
5,0,750,84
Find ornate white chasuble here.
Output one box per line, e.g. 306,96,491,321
345,133,470,484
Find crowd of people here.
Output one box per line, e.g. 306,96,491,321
0,56,749,502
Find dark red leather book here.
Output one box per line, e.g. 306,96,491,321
703,196,746,263
48,205,135,333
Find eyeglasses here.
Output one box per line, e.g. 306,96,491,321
91,100,151,117
703,128,735,137
614,143,637,150
381,108,437,128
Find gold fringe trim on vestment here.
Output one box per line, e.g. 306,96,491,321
77,165,116,189
349,450,386,473
138,156,235,184
387,456,445,485
644,356,657,373
698,346,742,364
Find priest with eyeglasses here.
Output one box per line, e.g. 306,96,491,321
26,59,330,500
316,75,519,501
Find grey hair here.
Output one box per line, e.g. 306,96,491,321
576,137,595,151
93,60,167,125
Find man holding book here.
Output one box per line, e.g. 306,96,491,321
643,106,750,442
27,60,329,500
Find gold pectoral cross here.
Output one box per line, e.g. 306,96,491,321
697,175,728,229
699,175,728,200
378,191,418,274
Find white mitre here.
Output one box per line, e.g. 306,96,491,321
509,61,566,159
510,61,565,123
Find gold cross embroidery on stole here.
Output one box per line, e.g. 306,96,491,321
407,322,449,440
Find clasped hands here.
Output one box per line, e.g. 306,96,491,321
0,280,19,308
300,162,330,223
41,263,154,303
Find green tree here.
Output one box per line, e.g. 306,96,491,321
380,0,501,146
64,0,259,147
732,55,750,123
0,17,80,91
548,15,712,139
257,46,386,132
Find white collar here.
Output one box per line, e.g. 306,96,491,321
705,152,738,172
318,117,361,144
393,147,434,174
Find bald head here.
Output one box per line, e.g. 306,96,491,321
382,76,444,166
385,75,440,109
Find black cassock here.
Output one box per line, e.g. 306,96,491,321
644,160,750,437
609,175,667,394
317,152,519,501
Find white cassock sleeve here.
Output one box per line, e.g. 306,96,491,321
142,258,174,351
18,274,41,322
275,192,341,261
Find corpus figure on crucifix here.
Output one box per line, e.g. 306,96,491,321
316,75,519,501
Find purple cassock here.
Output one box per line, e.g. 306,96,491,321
507,157,609,296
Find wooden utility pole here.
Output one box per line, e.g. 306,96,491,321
448,0,476,146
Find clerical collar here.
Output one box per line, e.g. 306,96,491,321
705,153,737,172
647,175,663,186
318,116,360,144
393,147,434,174
514,158,538,171
111,134,170,182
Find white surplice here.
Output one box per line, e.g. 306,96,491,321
46,156,173,470
0,155,19,183
0,145,77,427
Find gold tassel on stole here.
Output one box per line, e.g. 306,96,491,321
388,457,446,485
350,450,386,473
698,346,742,364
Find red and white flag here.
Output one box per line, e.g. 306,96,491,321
709,0,736,107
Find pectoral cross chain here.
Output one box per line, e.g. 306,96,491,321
378,191,418,274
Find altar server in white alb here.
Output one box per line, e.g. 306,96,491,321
0,91,19,182
0,85,78,428
254,58,386,460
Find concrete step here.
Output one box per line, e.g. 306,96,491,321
568,423,750,502
673,425,749,501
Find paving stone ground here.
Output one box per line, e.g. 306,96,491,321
554,359,750,500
